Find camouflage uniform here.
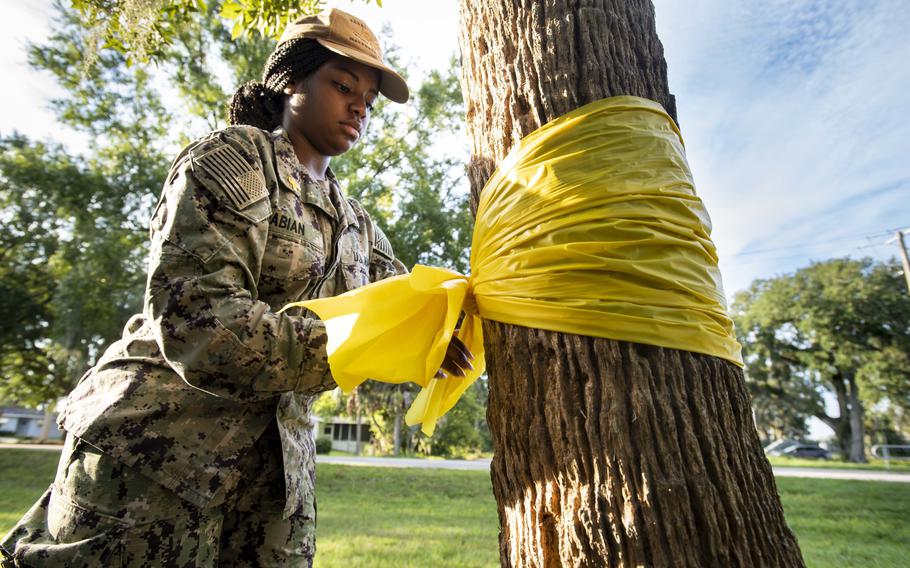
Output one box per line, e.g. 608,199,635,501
1,125,405,567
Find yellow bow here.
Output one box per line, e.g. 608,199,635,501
284,96,742,435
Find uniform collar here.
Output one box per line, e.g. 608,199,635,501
271,127,359,229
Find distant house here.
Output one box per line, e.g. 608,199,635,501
0,406,63,440
311,415,372,453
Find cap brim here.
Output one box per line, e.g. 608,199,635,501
316,38,410,104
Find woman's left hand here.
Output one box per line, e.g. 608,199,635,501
434,334,474,379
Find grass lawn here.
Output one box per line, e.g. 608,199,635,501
768,455,910,472
2,449,908,567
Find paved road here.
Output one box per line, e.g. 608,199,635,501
4,445,909,482
770,467,910,483
317,456,910,482
0,443,63,451
317,455,492,470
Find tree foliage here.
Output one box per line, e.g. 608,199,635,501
69,0,381,67
0,136,150,406
430,381,489,458
732,257,910,459
1,4,172,406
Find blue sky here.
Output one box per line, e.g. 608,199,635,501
654,0,909,295
2,0,906,297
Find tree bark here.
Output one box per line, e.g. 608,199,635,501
847,375,867,463
831,372,851,459
38,401,54,444
393,397,403,456
354,392,363,456
458,1,805,566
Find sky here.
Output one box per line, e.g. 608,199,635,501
1,1,909,436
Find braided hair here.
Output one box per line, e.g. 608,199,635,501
229,38,335,130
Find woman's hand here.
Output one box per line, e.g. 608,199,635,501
434,334,475,379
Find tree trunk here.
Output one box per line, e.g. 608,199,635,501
37,402,54,444
847,375,867,463
354,392,363,456
393,399,403,456
458,1,805,566
831,373,851,458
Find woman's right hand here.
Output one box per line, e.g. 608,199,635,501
434,334,474,379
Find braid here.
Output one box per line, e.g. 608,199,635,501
228,38,335,130
228,81,284,130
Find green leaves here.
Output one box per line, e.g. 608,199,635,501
70,0,208,67
733,257,910,444
69,0,384,65
220,0,321,40
0,137,149,406
1,2,171,407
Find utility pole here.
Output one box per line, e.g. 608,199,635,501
886,228,910,294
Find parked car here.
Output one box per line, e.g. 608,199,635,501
782,445,831,460
764,439,799,456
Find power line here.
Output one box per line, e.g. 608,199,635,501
727,228,899,258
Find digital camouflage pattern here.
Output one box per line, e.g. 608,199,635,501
1,125,405,565
3,431,315,567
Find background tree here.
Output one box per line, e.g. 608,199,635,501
733,257,910,461
0,3,170,408
430,381,486,458
458,1,805,565
0,138,149,408
732,300,826,443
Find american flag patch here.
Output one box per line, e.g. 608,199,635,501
373,226,395,260
194,144,267,210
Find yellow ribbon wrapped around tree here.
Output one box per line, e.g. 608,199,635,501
284,95,742,435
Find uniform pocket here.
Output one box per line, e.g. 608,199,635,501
47,486,128,549
0,486,126,568
261,235,325,282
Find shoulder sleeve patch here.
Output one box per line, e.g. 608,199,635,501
373,225,395,261
193,143,267,210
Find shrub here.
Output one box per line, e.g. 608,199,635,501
315,436,333,454
431,387,483,458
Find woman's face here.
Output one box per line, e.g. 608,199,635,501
283,56,381,157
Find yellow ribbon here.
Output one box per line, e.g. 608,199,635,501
284,95,742,435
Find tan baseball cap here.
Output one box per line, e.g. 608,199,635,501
278,8,409,103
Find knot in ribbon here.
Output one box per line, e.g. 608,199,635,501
461,288,479,317
283,96,742,435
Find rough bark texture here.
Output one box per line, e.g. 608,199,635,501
458,1,806,566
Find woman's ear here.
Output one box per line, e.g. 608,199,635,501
284,77,311,96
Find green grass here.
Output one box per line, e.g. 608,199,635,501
316,465,497,567
768,455,910,472
0,450,58,532
778,477,910,568
323,450,446,459
2,449,909,567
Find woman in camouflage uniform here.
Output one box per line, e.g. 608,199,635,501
1,8,473,567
